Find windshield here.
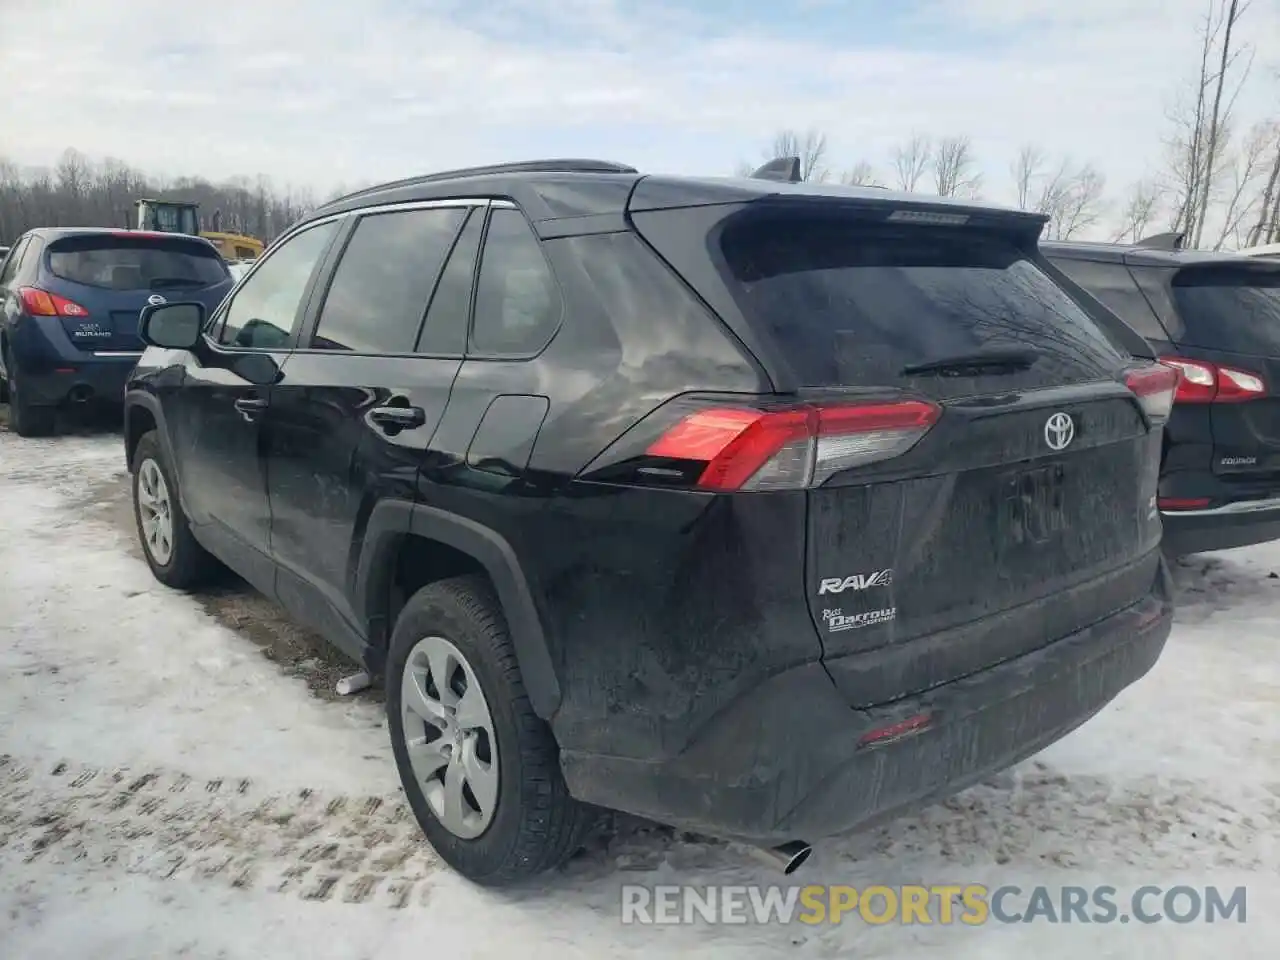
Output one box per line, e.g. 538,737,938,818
1172,268,1280,357
47,235,228,291
717,210,1128,391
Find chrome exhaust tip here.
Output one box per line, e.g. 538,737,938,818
747,840,813,875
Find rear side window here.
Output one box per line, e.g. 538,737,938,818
311,207,467,354
1047,258,1169,340
47,235,229,291
0,237,28,285
717,211,1127,391
1172,268,1280,357
471,208,561,356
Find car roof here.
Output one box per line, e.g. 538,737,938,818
305,158,1047,231
26,227,219,247
1040,238,1271,269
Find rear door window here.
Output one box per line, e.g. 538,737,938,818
46,235,229,291
310,206,467,354
1047,258,1169,340
0,237,28,285
1172,267,1280,357
717,210,1128,393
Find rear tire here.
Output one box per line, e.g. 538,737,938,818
4,346,56,438
131,431,218,589
387,575,594,886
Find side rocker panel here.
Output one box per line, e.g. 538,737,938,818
356,499,562,719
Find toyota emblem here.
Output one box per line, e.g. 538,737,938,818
1044,412,1075,451
147,294,167,306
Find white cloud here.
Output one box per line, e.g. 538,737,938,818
0,0,1276,220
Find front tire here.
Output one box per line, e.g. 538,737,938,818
131,431,218,589
387,575,593,885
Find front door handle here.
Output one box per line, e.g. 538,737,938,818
234,397,268,422
370,405,426,430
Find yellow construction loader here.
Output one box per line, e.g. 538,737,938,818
133,198,265,262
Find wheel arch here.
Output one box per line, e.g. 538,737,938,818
357,499,562,720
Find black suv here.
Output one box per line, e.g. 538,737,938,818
0,228,233,436
123,159,1176,885
1043,240,1280,555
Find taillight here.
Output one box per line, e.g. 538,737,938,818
1124,362,1180,423
646,399,941,491
18,286,89,318
1162,356,1266,404
1157,497,1211,511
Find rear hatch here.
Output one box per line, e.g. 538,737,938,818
40,233,233,352
633,196,1167,704
1161,263,1280,489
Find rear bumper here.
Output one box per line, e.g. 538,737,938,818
1161,497,1280,555
560,559,1174,843
20,354,138,406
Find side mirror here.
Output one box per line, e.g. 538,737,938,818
140,301,205,350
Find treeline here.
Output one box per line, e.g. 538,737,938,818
0,148,323,245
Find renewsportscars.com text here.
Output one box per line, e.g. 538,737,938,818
620,884,1248,926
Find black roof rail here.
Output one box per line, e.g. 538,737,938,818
1134,230,1186,251
750,156,802,183
325,159,638,206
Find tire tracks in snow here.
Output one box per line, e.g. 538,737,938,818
0,754,441,909
4,752,1278,906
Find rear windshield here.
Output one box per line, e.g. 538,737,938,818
1171,268,1280,357
717,212,1128,390
47,235,228,291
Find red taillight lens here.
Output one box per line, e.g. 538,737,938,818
1124,362,1180,423
646,399,941,491
1162,356,1266,404
18,286,89,318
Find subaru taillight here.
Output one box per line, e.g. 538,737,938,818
1162,356,1266,404
645,399,941,491
18,286,89,318
1124,362,1180,423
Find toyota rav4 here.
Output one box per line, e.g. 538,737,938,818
122,158,1176,885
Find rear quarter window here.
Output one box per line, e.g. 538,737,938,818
47,235,228,291
716,210,1129,393
1046,257,1169,341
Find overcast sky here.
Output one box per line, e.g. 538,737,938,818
1,0,1277,206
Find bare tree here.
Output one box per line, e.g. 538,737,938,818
933,135,983,198
1165,0,1256,246
1054,165,1108,240
0,149,317,245
891,134,931,192
769,129,830,182
1212,120,1277,248
840,160,882,187
1012,144,1048,210
1246,105,1280,245
1111,181,1163,243
1193,0,1252,247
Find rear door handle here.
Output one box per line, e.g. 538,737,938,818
370,405,426,430
234,397,268,422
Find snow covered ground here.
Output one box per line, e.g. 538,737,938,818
1,425,1277,959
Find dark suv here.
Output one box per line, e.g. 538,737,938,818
0,228,233,436
1043,240,1280,555
123,159,1176,885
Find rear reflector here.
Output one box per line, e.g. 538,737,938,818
647,399,941,491
858,713,933,748
1158,497,1211,511
18,286,89,318
1124,362,1179,423
1162,356,1266,404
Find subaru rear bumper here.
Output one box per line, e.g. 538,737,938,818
559,558,1174,843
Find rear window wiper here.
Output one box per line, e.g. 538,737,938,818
901,347,1039,378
